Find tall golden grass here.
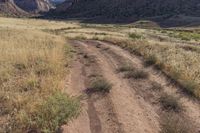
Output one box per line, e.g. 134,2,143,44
0,28,79,132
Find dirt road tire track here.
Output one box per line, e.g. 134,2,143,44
94,40,200,132
63,39,200,133
63,41,123,133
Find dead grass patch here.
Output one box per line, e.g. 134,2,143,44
159,93,182,112
88,78,112,93
161,112,193,133
124,69,149,79
117,64,135,73
151,82,162,91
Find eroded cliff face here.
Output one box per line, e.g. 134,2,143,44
14,0,54,13
0,0,28,16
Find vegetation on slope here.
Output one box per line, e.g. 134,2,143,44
54,0,200,20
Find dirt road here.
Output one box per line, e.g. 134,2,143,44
62,40,200,133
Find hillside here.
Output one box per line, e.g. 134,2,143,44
14,0,54,13
52,0,200,25
0,0,27,16
0,0,54,16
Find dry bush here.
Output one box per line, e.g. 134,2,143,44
159,93,182,112
89,78,112,93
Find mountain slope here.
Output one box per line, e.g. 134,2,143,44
0,0,27,16
14,0,54,13
53,0,200,24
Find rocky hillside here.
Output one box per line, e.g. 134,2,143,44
0,0,27,16
0,0,54,16
54,0,74,12
53,0,200,23
14,0,54,13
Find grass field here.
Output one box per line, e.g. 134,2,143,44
1,16,200,132
0,18,80,132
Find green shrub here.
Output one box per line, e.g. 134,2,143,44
24,92,80,133
128,33,142,39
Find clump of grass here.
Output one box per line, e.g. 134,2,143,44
20,92,80,133
96,43,102,48
155,62,165,70
92,36,100,40
102,47,110,51
144,55,157,66
161,112,192,133
159,93,182,112
128,33,142,39
89,78,112,93
160,30,167,34
151,82,162,91
181,45,200,53
182,80,198,97
125,69,149,79
117,64,135,72
83,54,89,58
76,35,87,40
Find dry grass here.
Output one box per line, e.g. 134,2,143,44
45,19,200,99
124,69,149,79
100,37,200,98
0,17,80,30
0,21,80,132
159,94,182,112
161,112,193,133
117,64,135,72
89,78,112,93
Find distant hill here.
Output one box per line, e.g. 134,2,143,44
51,0,200,26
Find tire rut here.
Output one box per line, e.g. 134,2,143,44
94,40,200,132
77,41,124,133
63,41,123,133
78,41,160,133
